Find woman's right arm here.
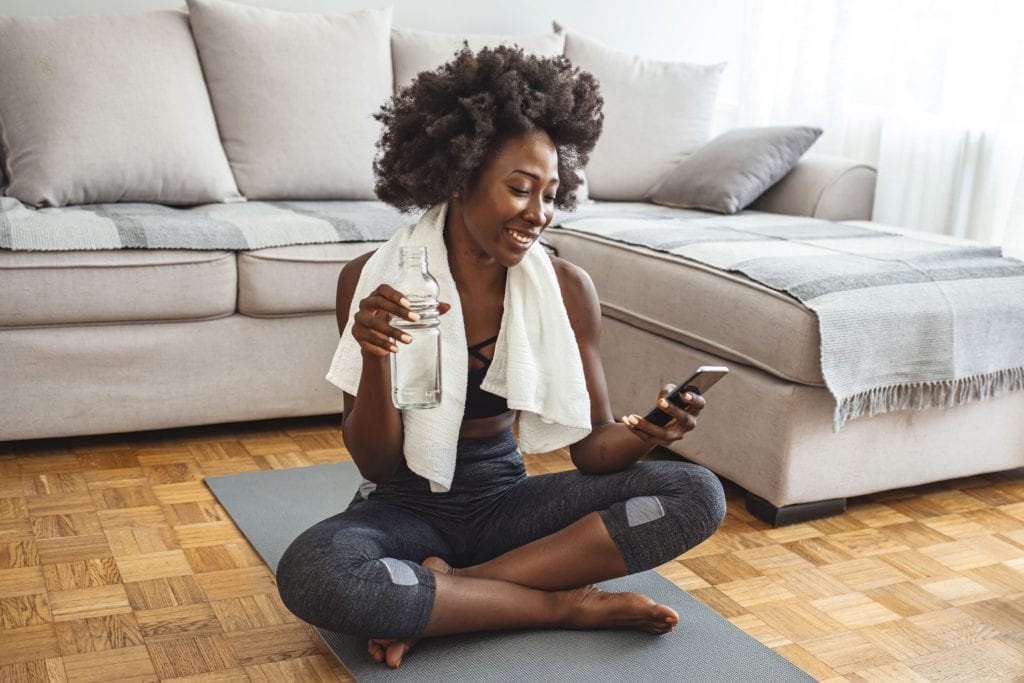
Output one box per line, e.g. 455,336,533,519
336,253,407,483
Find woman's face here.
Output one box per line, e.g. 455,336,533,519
453,129,559,268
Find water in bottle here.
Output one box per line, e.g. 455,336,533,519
390,246,442,409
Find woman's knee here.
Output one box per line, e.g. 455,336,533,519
674,463,727,541
276,533,343,624
598,462,725,572
276,535,434,637
618,462,724,532
634,462,726,549
643,458,724,540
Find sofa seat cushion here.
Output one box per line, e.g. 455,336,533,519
0,249,236,327
237,243,382,317
544,227,823,385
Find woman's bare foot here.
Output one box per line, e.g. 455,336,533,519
423,555,462,577
368,563,675,666
366,556,457,668
367,637,413,669
564,585,679,635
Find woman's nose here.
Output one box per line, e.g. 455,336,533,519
522,194,544,225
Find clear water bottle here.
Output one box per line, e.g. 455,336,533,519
390,246,442,409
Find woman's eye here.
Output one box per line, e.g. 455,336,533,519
544,195,556,203
509,187,529,196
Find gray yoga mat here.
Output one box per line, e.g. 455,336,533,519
206,462,813,682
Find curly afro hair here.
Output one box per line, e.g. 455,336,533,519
373,44,604,212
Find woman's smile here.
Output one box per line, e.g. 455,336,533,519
504,226,538,249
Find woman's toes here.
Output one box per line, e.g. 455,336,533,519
367,639,387,663
385,639,414,669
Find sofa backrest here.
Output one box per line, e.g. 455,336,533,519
1,0,812,213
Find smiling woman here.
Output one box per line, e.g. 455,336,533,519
273,45,727,670
452,129,559,266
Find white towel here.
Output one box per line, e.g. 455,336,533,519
326,202,591,492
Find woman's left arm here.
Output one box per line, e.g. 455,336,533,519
553,257,704,474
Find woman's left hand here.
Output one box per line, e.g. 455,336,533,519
621,384,706,447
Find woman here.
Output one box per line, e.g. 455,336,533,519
276,45,726,669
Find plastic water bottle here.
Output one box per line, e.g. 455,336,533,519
390,246,442,409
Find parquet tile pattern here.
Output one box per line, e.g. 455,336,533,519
1,415,1022,682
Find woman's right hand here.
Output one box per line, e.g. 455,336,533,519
351,284,416,357
351,284,450,357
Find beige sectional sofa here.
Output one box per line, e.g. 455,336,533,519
3,0,1022,526
545,202,1024,525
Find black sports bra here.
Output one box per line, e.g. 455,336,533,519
463,335,510,420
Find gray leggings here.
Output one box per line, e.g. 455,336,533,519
276,428,725,638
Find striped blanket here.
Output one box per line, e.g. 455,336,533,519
0,197,410,250
557,207,1024,430
4,195,1022,428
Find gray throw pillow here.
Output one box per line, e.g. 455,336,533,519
648,126,822,214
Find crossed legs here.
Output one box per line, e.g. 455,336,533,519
370,461,725,666
277,461,725,668
371,511,678,668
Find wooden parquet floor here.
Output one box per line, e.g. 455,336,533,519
1,415,1023,682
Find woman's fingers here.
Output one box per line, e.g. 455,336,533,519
352,324,399,356
656,385,707,417
359,289,416,322
354,309,412,344
350,284,419,355
681,392,706,416
622,404,699,446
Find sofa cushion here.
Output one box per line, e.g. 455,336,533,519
186,0,392,201
545,203,823,385
391,27,565,92
0,250,236,327
0,11,241,208
649,126,823,214
559,28,724,201
237,243,383,317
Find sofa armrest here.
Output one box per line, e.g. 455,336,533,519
748,153,877,221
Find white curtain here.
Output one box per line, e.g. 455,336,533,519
716,0,1024,257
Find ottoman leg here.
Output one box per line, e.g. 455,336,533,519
745,492,847,527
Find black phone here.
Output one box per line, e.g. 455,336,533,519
642,365,729,426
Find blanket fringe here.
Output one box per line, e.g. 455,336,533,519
834,366,1024,432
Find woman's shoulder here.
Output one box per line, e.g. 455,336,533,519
335,249,379,333
549,254,596,296
338,249,377,290
548,254,599,320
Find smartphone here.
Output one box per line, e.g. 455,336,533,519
642,365,729,426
